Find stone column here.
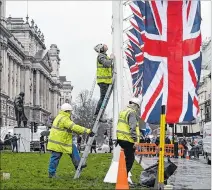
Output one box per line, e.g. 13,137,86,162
20,65,25,92
36,70,40,106
24,67,30,105
48,86,51,112
2,47,7,94
5,53,9,95
40,73,43,108
30,70,33,105
13,61,17,96
17,64,21,95
9,58,13,98
46,79,49,110
53,91,57,116
1,46,5,93
43,76,46,109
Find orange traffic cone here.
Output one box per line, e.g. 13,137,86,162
186,151,190,160
115,150,129,190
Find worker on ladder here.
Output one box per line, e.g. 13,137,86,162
116,97,142,176
93,43,114,122
47,103,95,178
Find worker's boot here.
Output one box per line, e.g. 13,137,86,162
75,164,87,170
48,174,60,179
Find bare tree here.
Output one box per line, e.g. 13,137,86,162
72,90,97,139
72,90,112,145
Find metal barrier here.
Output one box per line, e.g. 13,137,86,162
136,143,185,157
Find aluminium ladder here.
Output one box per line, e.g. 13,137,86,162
74,75,115,179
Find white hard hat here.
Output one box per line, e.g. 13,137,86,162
61,103,73,111
129,97,142,107
94,43,104,53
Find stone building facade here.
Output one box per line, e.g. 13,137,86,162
0,0,63,127
59,76,73,104
198,38,211,134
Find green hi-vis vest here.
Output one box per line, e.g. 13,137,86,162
96,56,112,84
116,107,140,143
47,111,89,154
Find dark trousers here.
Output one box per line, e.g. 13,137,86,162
109,146,113,153
40,144,45,153
118,140,135,175
12,143,18,152
48,151,79,176
90,146,96,153
174,142,179,158
95,83,109,115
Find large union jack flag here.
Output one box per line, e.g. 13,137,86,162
141,0,202,124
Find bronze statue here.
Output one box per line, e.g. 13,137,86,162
14,92,28,128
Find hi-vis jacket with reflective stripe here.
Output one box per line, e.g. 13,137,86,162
96,53,112,84
47,111,90,154
116,107,140,143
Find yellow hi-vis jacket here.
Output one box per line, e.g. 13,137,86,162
96,55,112,84
116,107,140,143
47,111,91,154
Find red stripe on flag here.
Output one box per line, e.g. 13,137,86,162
129,4,143,18
187,0,191,20
142,77,163,120
125,51,133,59
188,61,197,87
183,34,202,56
193,96,199,115
130,20,141,33
135,54,144,63
127,34,140,47
151,1,162,35
166,1,183,123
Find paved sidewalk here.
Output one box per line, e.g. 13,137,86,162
135,156,211,189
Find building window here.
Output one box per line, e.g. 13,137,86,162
205,100,211,122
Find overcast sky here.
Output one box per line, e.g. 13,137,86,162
6,1,211,117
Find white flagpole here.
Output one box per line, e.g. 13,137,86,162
104,0,123,183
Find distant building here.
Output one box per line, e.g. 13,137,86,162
0,0,69,128
59,76,73,104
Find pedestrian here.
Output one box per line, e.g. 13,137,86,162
4,132,12,150
11,134,19,153
181,136,188,158
77,135,82,153
90,138,97,153
116,97,142,176
93,43,114,122
40,135,45,153
47,103,95,178
174,135,179,158
155,135,160,157
165,135,171,157
145,136,151,156
109,138,113,153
